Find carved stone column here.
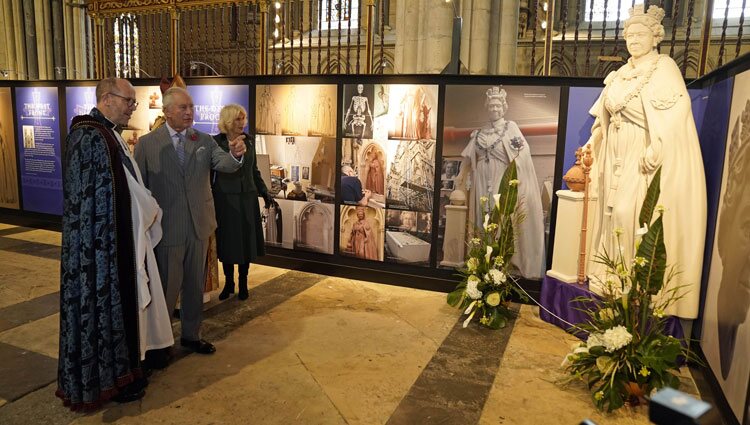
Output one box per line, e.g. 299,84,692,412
22,0,39,79
440,190,468,268
457,0,494,74
169,7,180,76
71,4,83,79
394,0,418,73
364,0,375,74
51,0,66,79
259,0,268,75
488,0,500,73
497,0,519,74
37,0,53,79
1,0,19,78
468,0,490,74
420,0,453,73
64,0,74,78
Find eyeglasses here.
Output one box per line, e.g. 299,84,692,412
108,92,139,108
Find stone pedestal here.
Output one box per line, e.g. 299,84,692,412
440,204,468,268
546,190,597,283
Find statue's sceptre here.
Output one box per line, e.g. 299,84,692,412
562,146,593,285
578,146,593,284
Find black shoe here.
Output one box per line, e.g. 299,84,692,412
238,286,248,301
218,283,234,301
180,338,216,354
144,347,171,370
112,388,145,404
237,278,248,301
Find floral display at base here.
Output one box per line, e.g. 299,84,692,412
561,167,697,411
447,160,527,329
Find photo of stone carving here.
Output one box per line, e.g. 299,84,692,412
342,139,387,208
339,205,384,261
341,137,360,168
256,85,280,134
701,68,750,425
388,85,436,141
310,87,336,137
282,86,304,135
386,139,435,212
294,202,334,254
22,125,35,149
343,84,374,139
263,199,284,247
149,91,161,109
374,84,389,117
364,146,385,196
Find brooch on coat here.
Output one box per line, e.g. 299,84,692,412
649,90,680,110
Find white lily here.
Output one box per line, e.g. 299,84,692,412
493,193,501,209
464,300,477,315
485,245,493,264
463,309,477,328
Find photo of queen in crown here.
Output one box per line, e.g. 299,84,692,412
450,86,549,279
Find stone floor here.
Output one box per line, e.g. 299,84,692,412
0,222,712,424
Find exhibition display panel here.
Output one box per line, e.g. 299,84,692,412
0,61,749,421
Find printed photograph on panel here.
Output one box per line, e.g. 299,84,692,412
700,70,750,425
293,201,334,254
339,205,384,262
260,134,336,204
374,84,389,117
122,85,162,153
256,84,336,137
0,88,19,208
437,85,561,280
341,138,387,208
384,85,437,141
342,84,374,139
256,84,337,255
385,139,435,212
384,208,431,266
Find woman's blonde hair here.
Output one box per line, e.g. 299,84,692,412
218,103,248,134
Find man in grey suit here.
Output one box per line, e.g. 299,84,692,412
135,87,247,355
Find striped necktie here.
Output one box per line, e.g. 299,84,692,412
175,132,186,167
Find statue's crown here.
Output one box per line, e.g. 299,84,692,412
485,87,507,101
628,4,666,24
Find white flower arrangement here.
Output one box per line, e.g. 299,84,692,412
447,160,527,330
466,275,482,299
488,269,507,285
601,325,633,353
563,167,695,412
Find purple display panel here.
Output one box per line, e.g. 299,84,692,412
65,86,97,126
15,87,62,215
187,85,249,135
562,87,601,190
